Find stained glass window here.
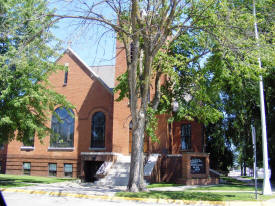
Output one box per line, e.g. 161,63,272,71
51,107,74,148
91,112,105,148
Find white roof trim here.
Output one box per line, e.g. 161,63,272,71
66,48,113,95
66,48,99,78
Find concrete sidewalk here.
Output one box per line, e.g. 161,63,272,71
1,181,275,206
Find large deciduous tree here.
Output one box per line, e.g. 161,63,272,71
200,0,274,176
53,0,226,191
150,0,274,176
0,0,72,144
52,0,274,191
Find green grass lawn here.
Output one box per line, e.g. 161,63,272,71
130,177,275,201
187,177,261,191
187,184,256,191
116,191,275,201
147,177,260,191
0,174,75,188
147,183,182,188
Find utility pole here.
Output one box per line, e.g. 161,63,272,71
251,125,257,199
252,0,272,195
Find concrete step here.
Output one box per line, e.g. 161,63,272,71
95,155,131,186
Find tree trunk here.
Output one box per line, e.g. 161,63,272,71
127,112,146,192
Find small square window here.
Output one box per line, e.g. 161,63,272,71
64,164,73,177
23,162,31,175
49,163,57,176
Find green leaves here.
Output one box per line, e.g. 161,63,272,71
114,71,129,101
0,0,73,144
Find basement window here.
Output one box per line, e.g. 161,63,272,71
23,162,31,175
49,163,57,176
64,164,73,177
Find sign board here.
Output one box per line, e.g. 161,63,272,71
190,157,206,174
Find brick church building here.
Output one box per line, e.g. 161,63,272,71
0,40,218,185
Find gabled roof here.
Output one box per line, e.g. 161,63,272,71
90,65,115,89
58,48,113,95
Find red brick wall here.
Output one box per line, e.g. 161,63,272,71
51,51,114,154
173,120,204,153
157,155,182,183
4,42,206,178
150,116,204,154
111,40,205,155
149,153,214,185
6,155,79,177
0,146,7,173
5,50,113,177
150,114,170,153
112,40,131,154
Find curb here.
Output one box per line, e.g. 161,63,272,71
1,188,274,206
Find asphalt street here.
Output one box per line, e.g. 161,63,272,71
1,180,275,206
2,192,207,206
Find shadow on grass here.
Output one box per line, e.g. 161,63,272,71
190,183,259,191
0,181,32,188
147,183,182,188
0,175,74,188
116,191,224,201
221,177,248,185
0,178,43,184
116,191,272,201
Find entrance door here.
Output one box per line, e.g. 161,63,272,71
83,161,103,182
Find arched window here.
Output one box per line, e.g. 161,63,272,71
91,112,105,148
51,107,74,148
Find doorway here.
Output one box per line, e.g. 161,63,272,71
83,161,103,182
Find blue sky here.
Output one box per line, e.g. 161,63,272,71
49,0,116,66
